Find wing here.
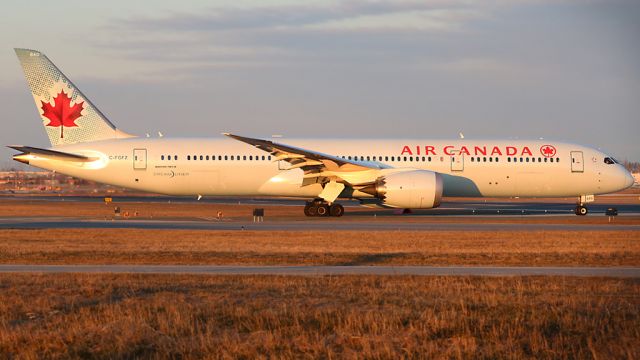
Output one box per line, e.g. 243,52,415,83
224,133,384,188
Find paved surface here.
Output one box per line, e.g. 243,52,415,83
0,265,637,277
0,217,638,231
2,194,639,215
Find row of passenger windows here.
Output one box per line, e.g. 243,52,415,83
160,154,272,161
160,154,559,163
336,155,559,163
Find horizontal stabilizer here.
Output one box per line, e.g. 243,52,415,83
9,145,97,163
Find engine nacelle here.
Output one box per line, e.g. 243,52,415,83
370,170,443,209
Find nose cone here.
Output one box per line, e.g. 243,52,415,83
624,169,635,189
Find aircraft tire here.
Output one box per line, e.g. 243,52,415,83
576,206,588,216
317,204,329,216
305,205,318,217
329,204,344,217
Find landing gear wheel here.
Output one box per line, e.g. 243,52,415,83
317,204,329,217
306,205,318,217
329,204,344,217
575,205,588,216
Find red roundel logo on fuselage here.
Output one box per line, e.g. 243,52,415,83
540,145,557,157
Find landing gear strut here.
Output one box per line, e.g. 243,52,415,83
304,199,344,217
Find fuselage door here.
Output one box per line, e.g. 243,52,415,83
133,148,147,170
570,151,584,173
451,152,464,172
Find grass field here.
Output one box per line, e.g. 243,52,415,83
0,199,638,358
0,274,637,359
1,228,638,266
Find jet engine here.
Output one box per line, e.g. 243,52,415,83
361,170,443,209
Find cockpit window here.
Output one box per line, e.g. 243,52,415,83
604,157,618,165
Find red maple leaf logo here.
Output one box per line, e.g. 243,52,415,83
540,145,556,157
41,90,84,139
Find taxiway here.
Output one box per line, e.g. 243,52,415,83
0,217,638,231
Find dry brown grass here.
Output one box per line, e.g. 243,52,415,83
0,274,637,359
1,228,638,266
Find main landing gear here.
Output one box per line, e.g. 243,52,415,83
304,199,344,217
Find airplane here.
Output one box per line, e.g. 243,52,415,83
9,48,635,217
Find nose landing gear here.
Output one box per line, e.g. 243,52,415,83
575,195,594,216
304,199,344,217
575,205,588,216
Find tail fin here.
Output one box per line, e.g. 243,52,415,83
14,48,134,146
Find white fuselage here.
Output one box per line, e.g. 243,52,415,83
19,137,633,200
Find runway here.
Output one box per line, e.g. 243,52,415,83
2,194,640,216
1,265,638,277
0,217,638,231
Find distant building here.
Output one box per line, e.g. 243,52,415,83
0,170,133,194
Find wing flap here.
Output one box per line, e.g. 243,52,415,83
224,133,377,174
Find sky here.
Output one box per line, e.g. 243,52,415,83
1,0,639,169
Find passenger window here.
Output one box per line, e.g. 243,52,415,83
544,158,547,162
206,155,209,160
385,156,389,161
243,156,247,160
367,156,370,161
161,155,164,160
471,157,475,162
526,158,529,162
268,156,272,160
187,155,190,160
409,156,413,161
428,156,432,162
495,157,499,162
483,157,486,162
403,157,407,162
